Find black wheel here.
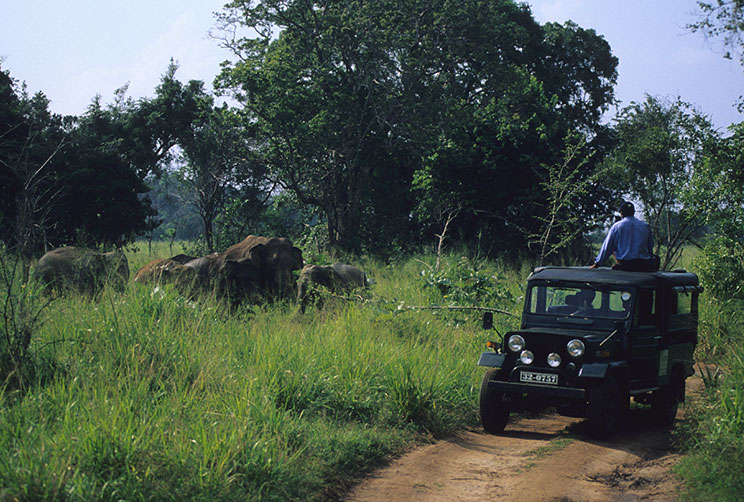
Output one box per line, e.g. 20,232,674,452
651,369,684,426
587,373,623,439
479,368,510,434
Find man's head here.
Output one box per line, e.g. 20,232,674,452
619,201,635,218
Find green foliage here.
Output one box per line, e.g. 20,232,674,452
694,236,744,300
0,251,53,391
215,0,618,254
603,95,722,269
676,307,744,500
421,256,520,311
0,63,193,252
529,133,605,264
689,1,744,68
178,98,270,253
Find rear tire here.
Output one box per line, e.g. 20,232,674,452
480,368,510,434
652,368,684,426
587,373,622,439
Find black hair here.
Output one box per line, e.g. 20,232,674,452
619,201,635,217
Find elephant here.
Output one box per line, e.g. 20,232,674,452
34,246,129,296
133,258,196,292
220,235,304,301
168,254,196,265
297,263,367,311
183,253,261,301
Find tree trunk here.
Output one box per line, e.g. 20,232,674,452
326,200,363,253
202,213,215,253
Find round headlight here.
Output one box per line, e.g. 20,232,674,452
567,339,585,357
520,350,534,365
547,353,562,368
508,334,526,352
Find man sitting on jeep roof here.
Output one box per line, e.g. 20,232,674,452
590,201,657,272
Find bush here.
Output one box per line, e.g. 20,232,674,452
0,253,53,391
693,237,744,300
676,343,744,501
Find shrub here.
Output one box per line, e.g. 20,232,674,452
693,237,744,300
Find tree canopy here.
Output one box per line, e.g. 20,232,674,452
215,0,618,254
602,96,722,268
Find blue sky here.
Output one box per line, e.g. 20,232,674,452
1,0,741,130
529,0,743,131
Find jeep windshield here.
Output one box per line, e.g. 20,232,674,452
526,284,632,321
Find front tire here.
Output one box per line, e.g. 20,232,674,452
480,368,510,434
587,373,622,439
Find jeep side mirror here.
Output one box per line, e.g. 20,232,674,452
482,312,493,330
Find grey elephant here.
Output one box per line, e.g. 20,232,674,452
183,253,261,301
34,246,129,296
220,235,304,301
297,263,367,311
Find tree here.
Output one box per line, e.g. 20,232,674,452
1,64,193,253
538,21,619,133
602,96,721,269
215,0,618,254
529,134,606,265
689,1,744,66
179,102,270,252
215,0,426,251
52,100,158,247
1,68,69,272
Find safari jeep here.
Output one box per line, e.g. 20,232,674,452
478,266,702,438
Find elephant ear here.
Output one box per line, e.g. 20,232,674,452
248,243,266,264
236,257,260,283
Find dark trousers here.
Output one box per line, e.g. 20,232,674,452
612,256,659,272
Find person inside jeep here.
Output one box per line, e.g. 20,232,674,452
590,201,658,272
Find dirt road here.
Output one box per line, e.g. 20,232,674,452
346,375,703,502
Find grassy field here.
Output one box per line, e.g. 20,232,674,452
3,243,744,501
0,246,523,501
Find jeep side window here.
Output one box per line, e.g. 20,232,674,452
669,289,698,332
636,289,656,327
677,291,692,314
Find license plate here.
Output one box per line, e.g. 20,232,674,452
520,371,558,385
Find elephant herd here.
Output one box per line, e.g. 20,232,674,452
33,235,368,309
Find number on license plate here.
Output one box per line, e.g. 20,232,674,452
520,371,558,385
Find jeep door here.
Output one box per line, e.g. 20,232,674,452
629,288,661,388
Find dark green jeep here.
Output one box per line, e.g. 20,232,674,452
478,266,702,438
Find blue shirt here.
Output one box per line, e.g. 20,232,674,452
594,216,653,265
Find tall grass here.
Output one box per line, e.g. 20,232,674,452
0,251,521,501
676,296,744,501
676,237,744,500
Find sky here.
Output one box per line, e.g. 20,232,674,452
1,0,742,131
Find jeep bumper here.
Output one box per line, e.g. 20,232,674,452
488,380,586,400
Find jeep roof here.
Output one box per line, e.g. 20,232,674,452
528,266,701,289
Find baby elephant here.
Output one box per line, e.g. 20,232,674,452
297,263,367,312
133,258,197,292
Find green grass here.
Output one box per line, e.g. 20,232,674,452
0,250,522,501
13,243,744,501
674,291,744,501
